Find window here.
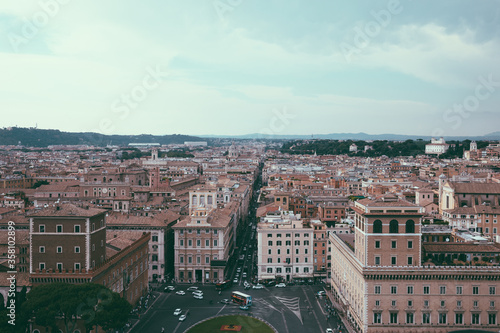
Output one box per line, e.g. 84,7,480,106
422,313,430,324
205,240,209,247
473,286,479,295
180,256,184,263
152,235,158,242
267,258,272,263
406,220,415,233
268,241,273,246
373,313,381,323
267,268,272,273
57,225,63,233
188,257,192,264
196,240,201,247
374,240,380,248
457,300,462,307
268,233,272,238
375,256,381,265
440,300,446,307
188,240,192,247
375,300,380,306
489,313,497,325
286,241,291,246
406,312,414,324
439,313,447,324
424,300,429,307
407,286,414,294
268,249,272,255
423,286,430,294
373,220,382,233
490,301,495,307
391,241,397,249
408,240,413,249
408,300,413,307
214,240,218,246
39,225,45,232
39,262,45,270
390,312,398,324
391,286,397,294
277,241,282,246
56,246,62,253
490,286,496,295
473,300,478,307
440,286,446,295
57,263,63,271
472,313,480,324
455,313,463,324
407,257,413,265
75,263,81,271
375,285,381,294
456,286,463,295
74,225,80,233
391,256,397,265
389,220,399,233
180,240,184,246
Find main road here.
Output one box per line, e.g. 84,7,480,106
131,283,338,333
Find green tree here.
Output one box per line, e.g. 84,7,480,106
21,283,131,333
32,180,49,189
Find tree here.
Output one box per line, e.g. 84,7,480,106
32,180,49,189
21,283,132,333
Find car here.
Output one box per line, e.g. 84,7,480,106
192,290,203,295
253,284,264,289
187,286,198,291
236,267,241,272
179,314,186,321
173,308,182,316
233,278,238,283
193,294,203,299
164,286,175,292
326,329,333,333
239,305,249,310
220,299,231,304
242,273,247,278
317,291,326,297
175,290,185,295
275,283,286,288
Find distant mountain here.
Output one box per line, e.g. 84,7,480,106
200,132,500,141
0,127,205,147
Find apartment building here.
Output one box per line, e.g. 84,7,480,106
257,210,313,282
329,195,500,332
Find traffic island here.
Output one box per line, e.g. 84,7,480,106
185,314,277,333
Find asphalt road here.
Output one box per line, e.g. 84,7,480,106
131,284,340,333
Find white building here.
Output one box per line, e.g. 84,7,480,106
257,210,313,282
425,137,450,155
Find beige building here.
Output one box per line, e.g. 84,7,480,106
330,196,500,332
257,210,313,282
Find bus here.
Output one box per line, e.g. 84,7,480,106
215,280,232,291
231,291,252,306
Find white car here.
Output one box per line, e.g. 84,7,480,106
252,284,264,289
275,283,286,288
175,290,186,295
187,286,198,291
179,314,186,321
192,290,203,295
173,308,182,316
326,329,333,333
233,278,238,283
193,294,203,299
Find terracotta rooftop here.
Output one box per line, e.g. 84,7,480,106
31,203,106,217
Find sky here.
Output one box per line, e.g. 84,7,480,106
1,0,499,138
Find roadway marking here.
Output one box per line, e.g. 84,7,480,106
216,304,227,315
274,296,302,324
301,287,324,332
253,297,278,312
280,309,290,333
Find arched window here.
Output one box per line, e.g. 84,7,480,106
389,220,399,233
373,220,382,233
406,220,415,233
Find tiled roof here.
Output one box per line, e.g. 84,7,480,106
31,203,106,217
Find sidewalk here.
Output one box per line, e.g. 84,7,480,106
324,288,357,333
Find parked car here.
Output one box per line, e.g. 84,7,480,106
253,284,264,289
187,286,198,291
179,315,186,321
242,272,247,278
173,308,182,316
275,283,286,288
326,329,333,333
233,278,238,283
175,290,186,295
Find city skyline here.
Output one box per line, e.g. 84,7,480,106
1,1,499,137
